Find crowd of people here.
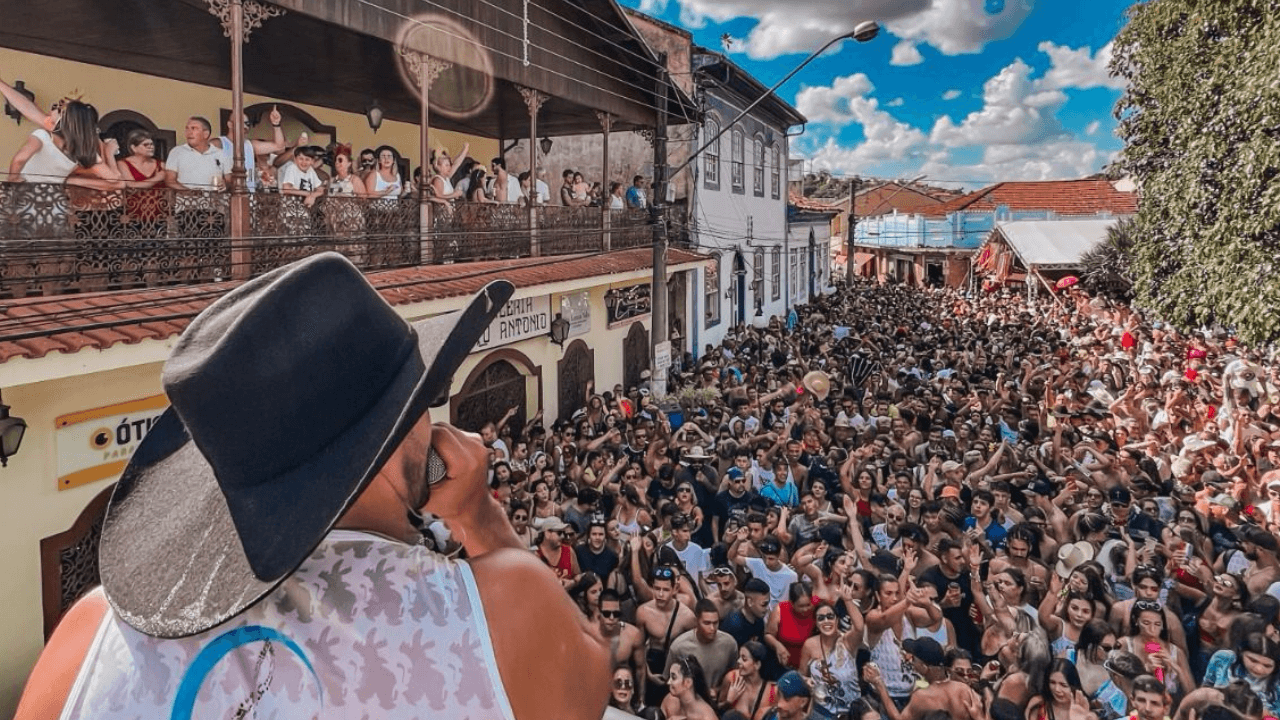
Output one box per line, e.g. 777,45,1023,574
458,277,1280,720
1,76,651,220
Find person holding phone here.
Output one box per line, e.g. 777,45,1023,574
13,254,611,720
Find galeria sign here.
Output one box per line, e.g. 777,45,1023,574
474,295,551,350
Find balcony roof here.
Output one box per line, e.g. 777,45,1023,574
0,0,695,137
0,247,708,365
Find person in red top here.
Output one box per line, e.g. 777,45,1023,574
537,517,580,586
766,581,818,669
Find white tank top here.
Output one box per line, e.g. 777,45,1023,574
20,129,78,183
60,530,517,720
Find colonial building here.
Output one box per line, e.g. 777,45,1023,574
690,48,806,350
851,178,1138,288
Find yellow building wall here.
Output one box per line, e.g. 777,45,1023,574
0,362,165,715
0,48,496,172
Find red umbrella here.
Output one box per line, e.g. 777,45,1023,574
1055,276,1079,289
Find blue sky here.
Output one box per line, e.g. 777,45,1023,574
617,0,1135,190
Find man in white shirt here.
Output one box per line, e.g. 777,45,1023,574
165,116,223,190
730,532,797,609
536,168,550,205
666,514,709,586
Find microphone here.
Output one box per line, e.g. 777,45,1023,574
408,448,448,530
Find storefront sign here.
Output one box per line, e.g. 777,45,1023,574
474,295,551,350
559,291,591,338
55,394,169,491
607,283,651,325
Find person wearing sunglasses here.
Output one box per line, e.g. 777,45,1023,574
636,564,697,707
609,666,660,720
597,589,646,696
1121,600,1194,698
798,600,862,720
1072,619,1128,720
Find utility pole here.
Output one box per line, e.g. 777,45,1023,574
844,176,859,283
650,53,670,397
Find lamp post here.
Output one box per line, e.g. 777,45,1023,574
653,21,880,368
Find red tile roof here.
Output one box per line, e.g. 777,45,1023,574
918,179,1138,218
0,248,707,365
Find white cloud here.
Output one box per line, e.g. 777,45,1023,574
793,74,928,171
930,58,1068,147
793,39,1122,184
1037,41,1127,91
657,0,1036,60
795,74,875,125
942,89,962,101
918,141,1114,183
891,41,924,66
636,0,669,14
885,0,1035,56
887,97,905,107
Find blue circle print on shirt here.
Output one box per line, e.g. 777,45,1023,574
985,0,1006,13
172,625,321,720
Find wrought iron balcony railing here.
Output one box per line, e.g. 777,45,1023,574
0,182,676,298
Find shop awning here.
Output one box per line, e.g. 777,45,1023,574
994,219,1115,270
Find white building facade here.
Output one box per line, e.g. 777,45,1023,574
687,49,807,354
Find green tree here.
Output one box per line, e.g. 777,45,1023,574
1080,216,1137,300
1111,0,1280,343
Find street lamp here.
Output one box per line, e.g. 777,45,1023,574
0,390,26,467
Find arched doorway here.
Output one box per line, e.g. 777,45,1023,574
451,350,541,435
220,102,339,148
98,110,176,162
623,322,649,393
557,339,595,421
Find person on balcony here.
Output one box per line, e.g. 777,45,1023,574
325,145,366,198
278,145,325,208
324,145,368,264
364,145,408,203
116,129,169,236
466,165,493,203
165,117,224,191
7,100,122,189
425,142,469,208
609,181,626,210
627,174,649,210
210,105,286,192
561,168,590,207
491,156,523,204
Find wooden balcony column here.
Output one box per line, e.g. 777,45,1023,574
402,49,452,265
206,0,284,281
517,85,548,257
597,110,612,251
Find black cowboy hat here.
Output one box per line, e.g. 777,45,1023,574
99,253,513,637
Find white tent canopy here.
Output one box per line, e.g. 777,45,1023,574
994,219,1116,270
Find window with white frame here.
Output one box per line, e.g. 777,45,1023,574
753,137,765,197
771,146,780,199
703,117,720,190
753,248,765,308
731,129,744,193
705,255,721,327
771,247,781,300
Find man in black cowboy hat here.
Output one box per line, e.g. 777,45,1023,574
15,253,610,720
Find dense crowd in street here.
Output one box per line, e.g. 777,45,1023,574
465,278,1280,720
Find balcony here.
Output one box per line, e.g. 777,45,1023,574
0,183,675,299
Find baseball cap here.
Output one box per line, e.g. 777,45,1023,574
1025,478,1054,497
903,637,947,667
1108,487,1133,505
776,671,811,699
940,460,963,473
940,485,962,500
758,538,781,555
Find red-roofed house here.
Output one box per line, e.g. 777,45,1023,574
850,178,1137,288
